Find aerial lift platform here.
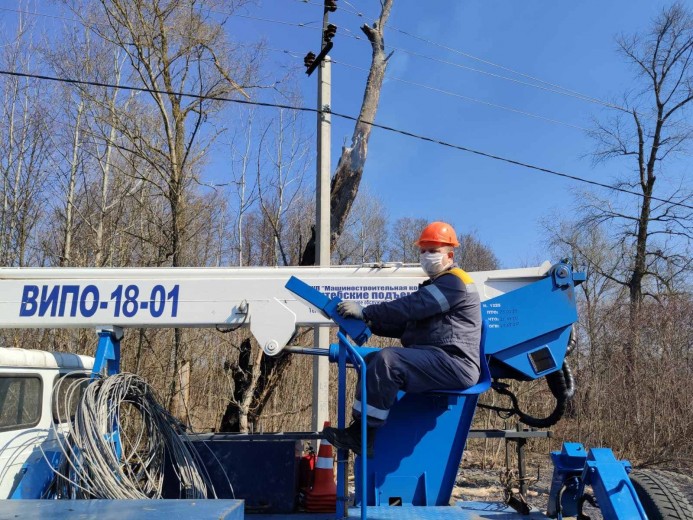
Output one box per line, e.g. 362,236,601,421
0,262,690,519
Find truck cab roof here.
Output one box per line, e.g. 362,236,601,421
0,347,94,370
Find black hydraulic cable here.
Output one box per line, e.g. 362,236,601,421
482,365,571,428
478,325,577,427
562,360,576,399
578,492,599,520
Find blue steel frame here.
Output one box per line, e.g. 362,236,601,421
336,331,368,520
548,443,647,519
91,327,124,460
91,327,123,378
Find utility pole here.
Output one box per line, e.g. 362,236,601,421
305,1,337,434
312,56,331,434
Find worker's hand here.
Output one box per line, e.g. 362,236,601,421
337,301,364,320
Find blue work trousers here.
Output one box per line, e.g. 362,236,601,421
353,345,479,427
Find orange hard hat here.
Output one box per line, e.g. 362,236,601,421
414,221,460,247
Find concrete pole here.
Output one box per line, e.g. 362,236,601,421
312,56,331,433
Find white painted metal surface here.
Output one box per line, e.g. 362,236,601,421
0,263,551,355
0,353,93,498
0,348,93,370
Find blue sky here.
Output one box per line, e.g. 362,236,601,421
224,0,687,267
2,1,689,268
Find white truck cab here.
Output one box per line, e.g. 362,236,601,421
0,347,93,498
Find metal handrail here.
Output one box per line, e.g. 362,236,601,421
336,330,367,520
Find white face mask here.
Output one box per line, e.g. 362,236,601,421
420,252,448,277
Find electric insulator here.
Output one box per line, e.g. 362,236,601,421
324,23,337,42
304,51,316,69
325,0,337,12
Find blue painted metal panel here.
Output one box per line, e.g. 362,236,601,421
482,265,577,354
255,503,547,519
10,450,62,499
482,263,580,380
0,499,244,519
286,276,372,345
547,442,588,517
583,448,646,520
355,389,480,507
91,330,121,377
548,443,647,520
491,326,572,380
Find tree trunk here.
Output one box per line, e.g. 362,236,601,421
60,100,84,267
219,338,294,433
95,53,121,266
300,0,394,266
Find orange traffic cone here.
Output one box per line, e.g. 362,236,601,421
305,421,337,512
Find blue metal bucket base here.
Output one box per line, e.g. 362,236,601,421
0,499,244,519
252,502,547,519
348,503,546,519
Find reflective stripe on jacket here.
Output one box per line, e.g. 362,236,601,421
362,265,481,370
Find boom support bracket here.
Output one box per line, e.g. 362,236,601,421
547,443,647,519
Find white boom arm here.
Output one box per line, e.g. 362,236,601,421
0,263,551,355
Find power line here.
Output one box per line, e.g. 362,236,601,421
288,0,623,111
331,59,587,131
232,12,321,30
265,47,587,130
88,0,616,112
0,6,80,24
386,45,623,110
1,4,623,111
1,69,690,211
387,28,622,110
264,47,582,128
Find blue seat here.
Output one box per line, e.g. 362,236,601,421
437,320,491,396
361,320,493,507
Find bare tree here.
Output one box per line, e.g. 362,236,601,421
300,0,395,265
586,3,693,354
333,189,388,265
256,107,311,266
219,101,310,431
61,0,258,415
456,233,500,271
227,107,258,266
0,11,52,267
389,217,427,263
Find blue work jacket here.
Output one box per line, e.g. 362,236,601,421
362,265,481,370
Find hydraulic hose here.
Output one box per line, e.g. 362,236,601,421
492,362,571,428
480,325,577,428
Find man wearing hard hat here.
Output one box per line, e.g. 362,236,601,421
323,221,481,457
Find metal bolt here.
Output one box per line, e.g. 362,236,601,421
264,340,279,355
556,266,569,279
